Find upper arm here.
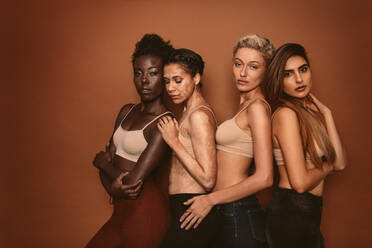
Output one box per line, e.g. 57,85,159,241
273,107,308,183
125,120,171,184
188,109,217,174
247,100,273,175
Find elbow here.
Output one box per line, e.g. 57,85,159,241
292,183,307,194
202,177,216,192
260,174,273,189
334,161,347,171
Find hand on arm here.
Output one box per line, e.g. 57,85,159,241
274,107,333,193
310,94,347,171
157,110,217,191
123,122,171,185
180,101,273,229
205,100,273,204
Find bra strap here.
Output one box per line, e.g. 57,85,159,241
142,111,173,130
119,104,137,125
181,105,217,126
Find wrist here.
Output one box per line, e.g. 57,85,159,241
321,108,332,116
168,138,181,149
207,192,219,205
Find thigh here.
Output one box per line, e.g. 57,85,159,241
86,216,121,248
219,207,266,248
161,203,220,248
266,212,323,248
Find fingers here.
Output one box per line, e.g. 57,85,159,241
173,118,179,129
180,208,192,222
183,197,195,206
181,212,199,230
193,216,204,229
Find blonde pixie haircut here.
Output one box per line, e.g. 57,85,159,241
233,34,275,65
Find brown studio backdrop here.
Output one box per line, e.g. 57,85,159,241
2,0,371,247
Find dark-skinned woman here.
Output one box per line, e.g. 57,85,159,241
87,34,174,248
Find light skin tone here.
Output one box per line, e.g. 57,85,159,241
179,48,273,230
92,55,171,199
158,63,217,194
272,55,347,196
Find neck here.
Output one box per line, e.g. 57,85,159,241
140,97,165,115
239,87,264,104
184,87,205,111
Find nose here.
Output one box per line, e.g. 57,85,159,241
240,65,247,77
166,81,175,92
294,71,303,84
141,73,149,84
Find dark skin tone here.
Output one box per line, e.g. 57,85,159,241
93,55,171,199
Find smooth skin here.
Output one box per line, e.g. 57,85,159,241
273,56,346,196
87,55,172,247
179,48,273,230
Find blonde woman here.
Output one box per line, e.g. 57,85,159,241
178,35,275,248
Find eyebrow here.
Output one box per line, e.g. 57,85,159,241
234,57,262,64
284,63,309,72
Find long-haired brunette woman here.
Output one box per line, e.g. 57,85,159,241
263,43,347,248
87,34,174,248
157,48,219,248
177,34,275,248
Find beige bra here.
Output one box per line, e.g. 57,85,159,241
113,104,171,162
216,99,270,158
273,148,312,165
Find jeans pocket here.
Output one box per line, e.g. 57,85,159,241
247,209,266,243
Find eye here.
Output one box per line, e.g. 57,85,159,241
149,71,158,76
134,70,142,77
284,71,291,77
250,65,258,70
163,78,170,84
300,66,309,73
175,79,182,84
234,62,242,67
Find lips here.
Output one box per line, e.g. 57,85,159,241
140,89,151,94
237,79,249,84
295,85,307,92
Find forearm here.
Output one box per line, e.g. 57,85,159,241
98,161,123,181
324,111,347,170
99,170,114,196
291,164,330,193
171,140,215,190
209,173,272,205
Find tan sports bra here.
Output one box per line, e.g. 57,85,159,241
216,99,270,158
113,104,171,162
273,148,312,165
271,107,322,166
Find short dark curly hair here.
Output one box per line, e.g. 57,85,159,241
131,33,174,65
166,48,205,77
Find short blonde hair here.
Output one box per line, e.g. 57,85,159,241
233,34,275,64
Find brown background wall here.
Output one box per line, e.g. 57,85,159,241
2,0,371,247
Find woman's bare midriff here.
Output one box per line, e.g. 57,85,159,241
213,150,253,191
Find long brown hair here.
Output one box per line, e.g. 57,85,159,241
263,43,335,167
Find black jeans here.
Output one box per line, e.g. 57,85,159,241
160,194,220,248
215,195,267,248
266,188,324,248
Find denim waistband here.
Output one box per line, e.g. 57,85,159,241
217,194,261,212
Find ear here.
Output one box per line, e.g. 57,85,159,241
193,73,201,86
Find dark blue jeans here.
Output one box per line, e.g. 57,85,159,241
215,195,267,248
266,188,324,248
